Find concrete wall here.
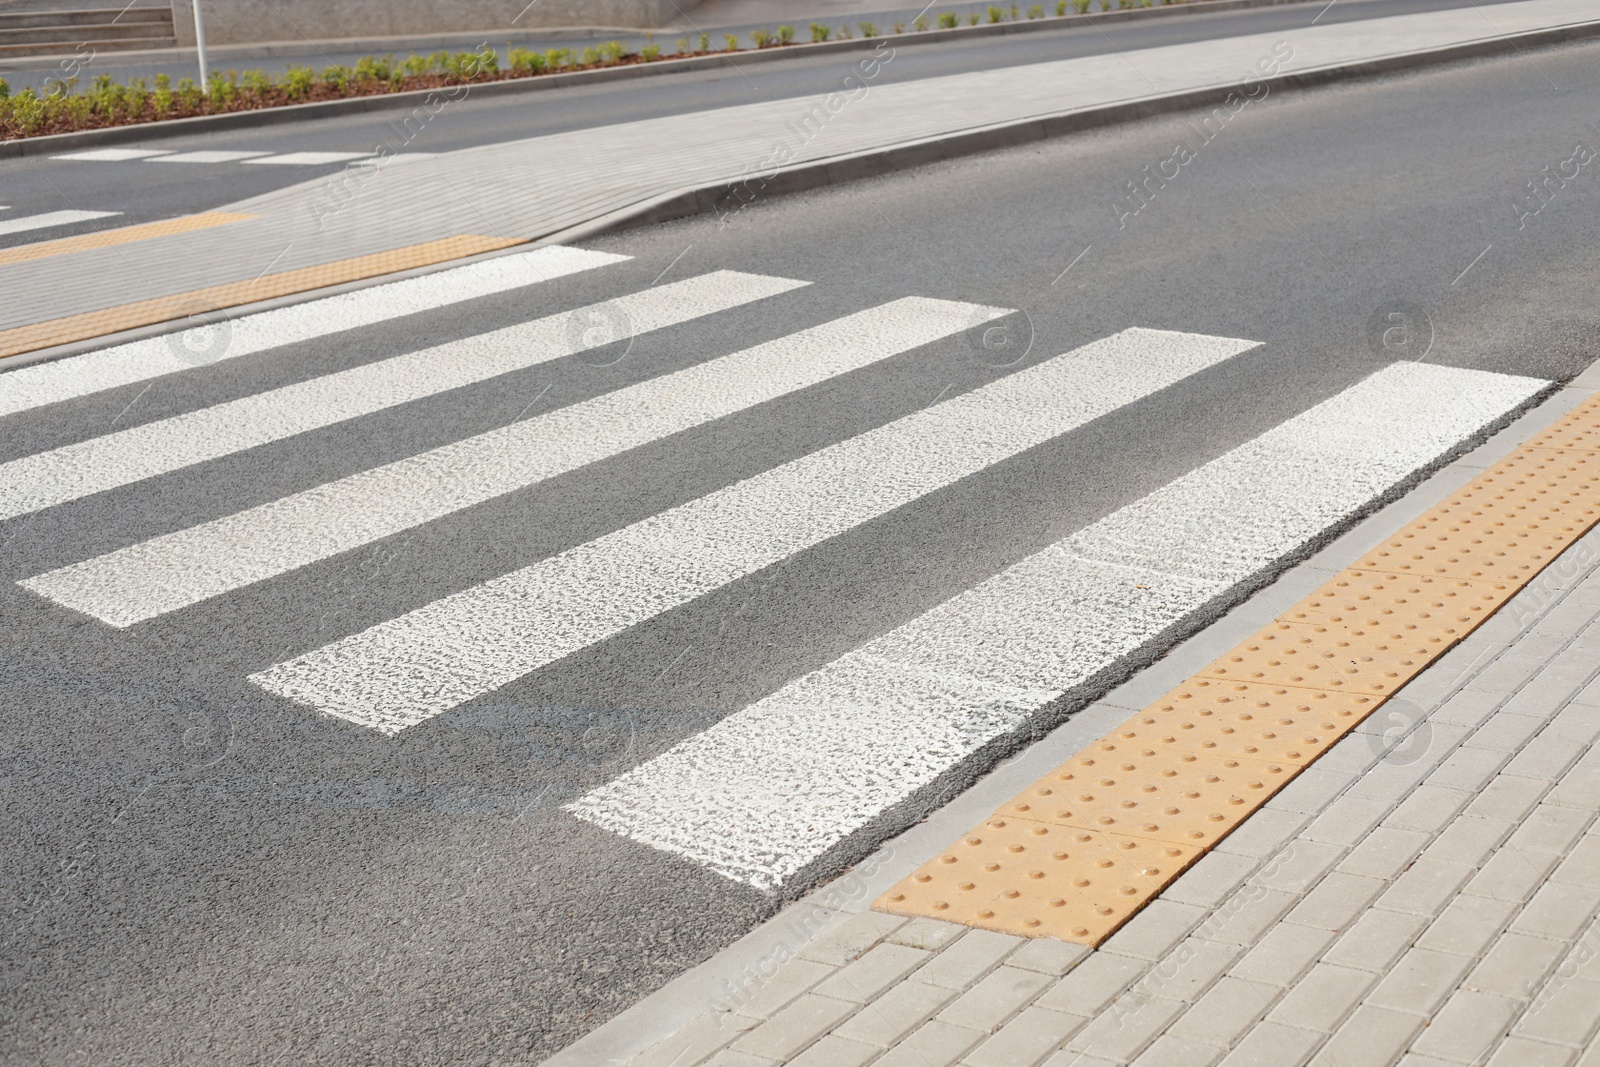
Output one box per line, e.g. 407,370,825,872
171,0,693,46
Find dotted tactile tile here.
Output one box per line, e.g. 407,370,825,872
0,212,255,268
1136,679,1379,765
998,747,1293,848
877,405,1600,946
0,234,524,359
874,816,1200,945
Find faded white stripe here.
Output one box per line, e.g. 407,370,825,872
0,245,626,419
0,270,805,521
249,327,1260,733
25,297,1011,626
566,362,1547,890
0,210,119,237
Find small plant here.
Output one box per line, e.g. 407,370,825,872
1012,3,1021,18
987,5,1004,21
283,64,314,99
600,40,626,63
937,12,958,27
320,65,350,93
724,33,739,49
0,77,9,100
1057,1,1067,12
809,22,830,41
968,11,981,23
777,24,795,43
544,48,569,69
859,21,878,35
1100,0,1112,9
751,28,771,46
1029,4,1044,15
641,42,662,60
837,23,851,37
914,15,929,30
675,37,689,53
893,21,904,32
1074,0,1090,10
579,46,601,66
699,32,709,49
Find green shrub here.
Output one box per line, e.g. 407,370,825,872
320,65,349,92
283,64,314,98
600,40,626,63
579,46,601,66
914,15,929,30
751,28,771,46
987,5,1003,21
1056,1,1067,12
240,68,272,92
509,47,546,72
777,24,795,43
675,37,689,53
1029,4,1044,15
724,33,739,49
0,77,9,100
353,55,391,81
641,42,661,60
859,21,877,35
698,32,709,49
544,48,569,69
937,12,958,27
809,22,829,41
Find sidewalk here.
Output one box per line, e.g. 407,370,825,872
5,0,1598,362
583,371,1600,1066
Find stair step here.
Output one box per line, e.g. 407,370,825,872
0,21,175,44
0,34,175,57
0,8,172,29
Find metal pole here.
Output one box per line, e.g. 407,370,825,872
192,0,210,85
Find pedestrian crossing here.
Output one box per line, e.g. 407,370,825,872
55,148,436,167
0,208,121,238
1,244,1551,897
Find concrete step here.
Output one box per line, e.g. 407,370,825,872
0,33,174,56
0,7,172,29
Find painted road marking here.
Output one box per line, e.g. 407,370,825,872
147,150,274,163
0,234,530,359
0,210,120,238
0,270,806,522
54,149,175,161
0,212,255,269
243,152,377,166
249,327,1259,735
0,245,624,417
24,297,1009,627
566,362,1547,892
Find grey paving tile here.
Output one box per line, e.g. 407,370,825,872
962,1005,1088,1067
1552,833,1600,886
1350,746,1463,802
630,1009,756,1067
1101,900,1207,962
1217,808,1315,856
889,918,970,953
787,1034,878,1067
1036,950,1148,1016
1364,947,1474,1016
730,994,858,1061
1265,963,1376,1033
1335,827,1431,880
834,981,954,1047
1167,976,1278,1048
1505,734,1589,781
1283,873,1388,933
1514,977,1600,1048
1249,840,1348,895
1062,992,1185,1062
1465,846,1562,905
1415,893,1518,958
1375,858,1476,917
1322,907,1428,973
1408,990,1520,1064
737,957,838,1018
1464,712,1549,753
936,966,1054,1033
1428,815,1516,869
1543,762,1600,810
814,943,931,1004
1007,938,1092,977
1465,773,1552,822
1129,1033,1223,1067
1127,936,1239,1004
1430,688,1506,729
1309,1004,1425,1067
1509,882,1600,943
1163,850,1259,909
1259,770,1356,819
1427,745,1513,793
1228,923,1336,988
1466,933,1567,999
1506,805,1593,856
1484,1036,1578,1067
1215,1021,1321,1067
1385,785,1472,834
1301,794,1393,847
1195,887,1298,947
915,929,1024,991
873,1020,984,1067
701,1049,776,1067
799,911,907,966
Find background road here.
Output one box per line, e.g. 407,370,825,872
3,30,1599,1067
0,0,1534,243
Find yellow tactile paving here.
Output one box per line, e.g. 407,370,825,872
0,212,255,268
876,391,1600,946
0,234,525,360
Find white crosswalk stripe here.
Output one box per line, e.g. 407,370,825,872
0,209,120,237
0,269,805,522
22,297,1011,627
54,149,175,161
248,327,1259,734
0,245,627,419
565,361,1547,890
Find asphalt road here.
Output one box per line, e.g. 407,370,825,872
3,31,1600,1067
0,0,1534,244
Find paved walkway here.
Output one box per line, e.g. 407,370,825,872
5,0,1596,356
593,370,1600,1066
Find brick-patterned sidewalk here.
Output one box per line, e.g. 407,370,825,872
599,379,1600,1066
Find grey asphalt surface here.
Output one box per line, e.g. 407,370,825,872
0,0,1533,246
4,33,1600,1067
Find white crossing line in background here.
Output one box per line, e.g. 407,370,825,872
24,297,1011,627
250,327,1260,734
0,210,120,237
0,270,806,522
54,148,174,161
147,150,273,163
242,152,375,166
0,245,626,418
566,362,1548,891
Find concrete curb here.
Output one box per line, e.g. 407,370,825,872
0,0,1321,159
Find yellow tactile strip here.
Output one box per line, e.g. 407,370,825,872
0,234,525,360
0,212,255,268
876,391,1600,946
